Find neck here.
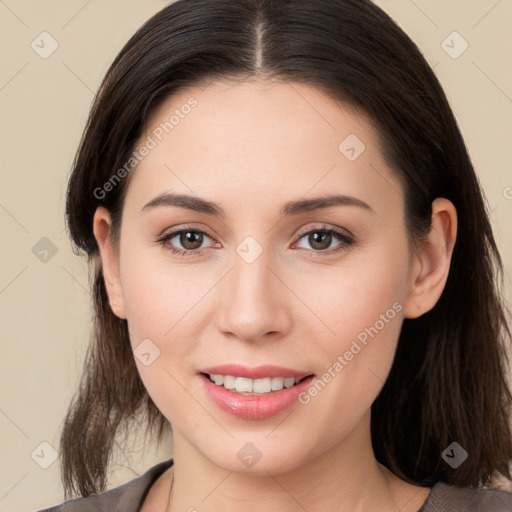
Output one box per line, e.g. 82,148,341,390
166,411,426,512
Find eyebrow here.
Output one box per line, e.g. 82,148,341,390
141,192,374,217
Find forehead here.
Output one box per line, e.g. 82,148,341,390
146,78,374,158
125,79,403,216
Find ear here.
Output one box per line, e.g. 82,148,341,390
403,198,457,318
92,206,126,319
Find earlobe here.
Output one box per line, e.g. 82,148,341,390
92,207,127,319
403,198,457,319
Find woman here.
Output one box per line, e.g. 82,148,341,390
36,0,512,511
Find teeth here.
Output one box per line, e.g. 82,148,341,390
271,377,284,390
207,374,306,394
283,377,295,388
235,377,253,393
253,377,271,393
223,375,236,389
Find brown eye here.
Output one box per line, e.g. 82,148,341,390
177,230,204,250
295,226,354,254
307,231,333,251
158,228,214,256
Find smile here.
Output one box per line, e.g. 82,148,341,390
205,373,309,394
198,364,316,420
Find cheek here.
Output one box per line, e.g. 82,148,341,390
118,241,219,415
118,244,207,425
296,244,409,348
292,246,409,412
119,242,208,345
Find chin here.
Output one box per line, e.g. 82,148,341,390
197,434,315,476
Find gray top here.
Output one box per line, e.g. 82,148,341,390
35,459,512,511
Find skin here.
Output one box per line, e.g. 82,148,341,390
93,79,457,512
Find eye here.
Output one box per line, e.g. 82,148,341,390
293,225,354,255
157,227,216,256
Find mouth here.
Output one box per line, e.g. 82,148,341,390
201,372,312,395
198,364,316,420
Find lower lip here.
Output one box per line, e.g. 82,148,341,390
200,374,315,420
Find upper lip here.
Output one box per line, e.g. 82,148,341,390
199,364,312,379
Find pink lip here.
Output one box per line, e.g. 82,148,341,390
199,366,315,420
200,364,310,379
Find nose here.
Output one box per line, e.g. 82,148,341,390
214,246,292,343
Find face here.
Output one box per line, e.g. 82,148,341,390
98,79,424,475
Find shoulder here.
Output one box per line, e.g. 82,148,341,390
421,481,512,512
33,458,174,512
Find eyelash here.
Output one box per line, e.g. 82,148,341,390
156,224,354,257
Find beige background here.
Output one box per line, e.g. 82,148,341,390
0,1,511,511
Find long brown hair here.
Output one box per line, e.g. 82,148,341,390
61,0,512,498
